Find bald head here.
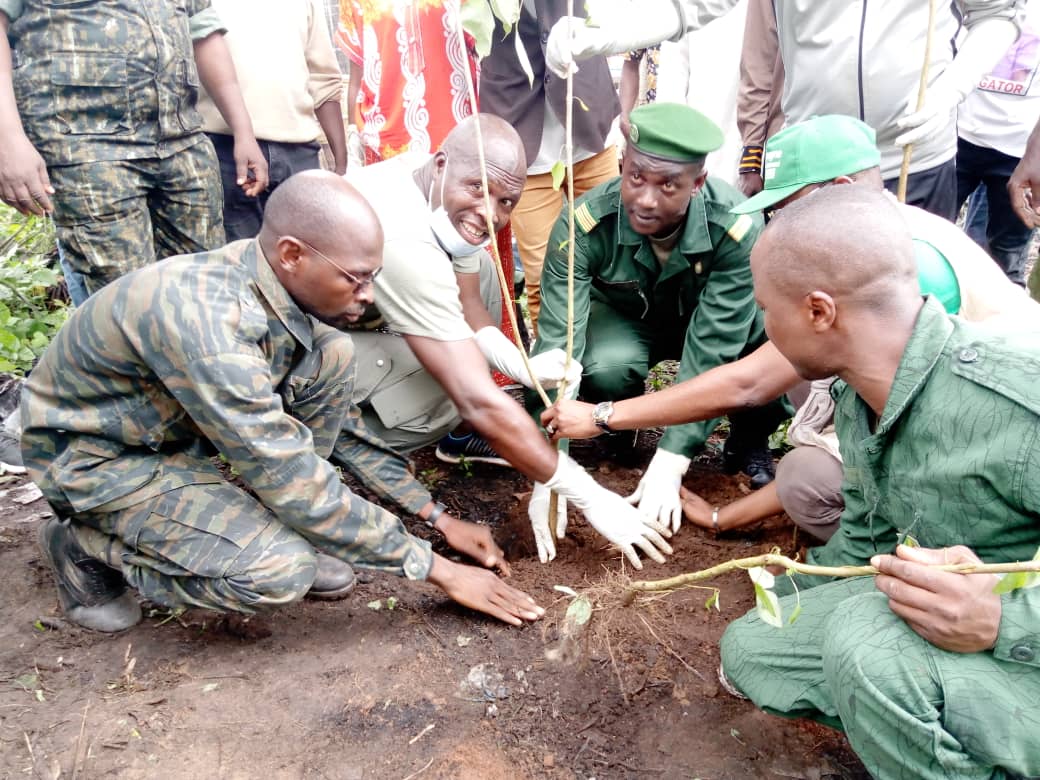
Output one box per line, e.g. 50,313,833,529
753,184,918,312
440,113,527,178
260,169,383,259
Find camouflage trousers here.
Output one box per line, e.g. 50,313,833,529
70,327,361,615
720,577,1040,780
48,135,224,296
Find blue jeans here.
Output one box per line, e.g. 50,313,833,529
956,137,1034,285
58,239,90,307
207,134,321,241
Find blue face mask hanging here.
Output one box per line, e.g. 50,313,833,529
428,156,485,258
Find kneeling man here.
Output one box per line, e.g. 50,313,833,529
720,185,1040,780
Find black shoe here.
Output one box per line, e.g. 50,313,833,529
306,553,356,601
37,517,141,632
723,441,776,490
435,432,510,467
0,430,25,475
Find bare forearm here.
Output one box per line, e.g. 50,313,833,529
316,100,347,175
0,15,24,136
609,342,799,430
193,33,255,140
717,481,783,531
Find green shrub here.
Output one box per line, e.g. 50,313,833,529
0,206,66,375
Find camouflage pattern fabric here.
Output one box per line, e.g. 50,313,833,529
48,137,225,295
720,297,1040,779
22,240,435,614
4,0,225,166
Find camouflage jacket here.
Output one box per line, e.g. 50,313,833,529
2,0,225,165
21,240,434,580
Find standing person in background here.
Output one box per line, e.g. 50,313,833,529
479,0,620,336
198,0,347,241
545,0,1024,221
735,0,784,197
1008,113,1040,301
956,0,1040,286
0,0,268,301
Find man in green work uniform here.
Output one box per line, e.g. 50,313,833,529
720,185,1040,780
22,171,543,633
530,102,787,550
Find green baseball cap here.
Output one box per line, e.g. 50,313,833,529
628,102,724,163
731,115,882,214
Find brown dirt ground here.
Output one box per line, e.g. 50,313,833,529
0,431,869,780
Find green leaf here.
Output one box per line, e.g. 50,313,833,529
901,534,920,548
564,594,592,627
550,160,566,192
574,96,590,112
787,603,803,625
460,0,495,58
386,596,398,610
489,0,521,34
752,582,783,628
13,673,38,691
704,589,720,612
993,570,1040,595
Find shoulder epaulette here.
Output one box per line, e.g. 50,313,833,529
574,201,599,234
726,214,753,244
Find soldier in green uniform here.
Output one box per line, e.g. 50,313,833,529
22,170,543,633
530,102,787,551
720,185,1040,780
0,0,269,299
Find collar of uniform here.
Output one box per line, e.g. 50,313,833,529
873,295,953,435
245,239,313,351
616,190,713,256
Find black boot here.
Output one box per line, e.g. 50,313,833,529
37,517,141,632
306,553,356,600
723,438,776,489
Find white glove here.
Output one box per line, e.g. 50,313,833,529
544,0,685,79
346,124,365,169
894,17,1017,148
528,482,569,563
626,448,691,534
546,453,673,570
475,326,582,396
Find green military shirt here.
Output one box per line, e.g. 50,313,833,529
803,296,1040,669
21,240,435,581
534,175,763,457
2,0,225,165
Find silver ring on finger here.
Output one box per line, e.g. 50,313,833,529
545,423,556,436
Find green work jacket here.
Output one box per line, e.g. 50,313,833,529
803,296,1040,669
534,175,764,457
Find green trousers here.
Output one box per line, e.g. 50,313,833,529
720,577,1040,780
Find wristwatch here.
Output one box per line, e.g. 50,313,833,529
592,401,615,434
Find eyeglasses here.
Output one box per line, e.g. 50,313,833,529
295,237,382,290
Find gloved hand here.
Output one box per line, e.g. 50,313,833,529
346,124,365,169
528,482,569,563
894,17,1017,148
544,0,685,79
626,448,691,534
546,453,673,569
475,326,582,397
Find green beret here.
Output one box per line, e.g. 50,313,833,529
627,102,724,163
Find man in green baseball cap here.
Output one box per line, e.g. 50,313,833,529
525,102,790,555
732,114,883,217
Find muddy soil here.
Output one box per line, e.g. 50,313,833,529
0,432,867,780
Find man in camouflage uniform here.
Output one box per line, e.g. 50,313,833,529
720,185,1040,779
21,171,543,632
0,0,268,300
529,102,787,539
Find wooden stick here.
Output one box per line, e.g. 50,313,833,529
626,552,1040,599
896,0,937,202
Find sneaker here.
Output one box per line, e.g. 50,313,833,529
0,430,25,475
723,441,776,490
306,553,356,601
37,517,141,632
435,432,511,468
